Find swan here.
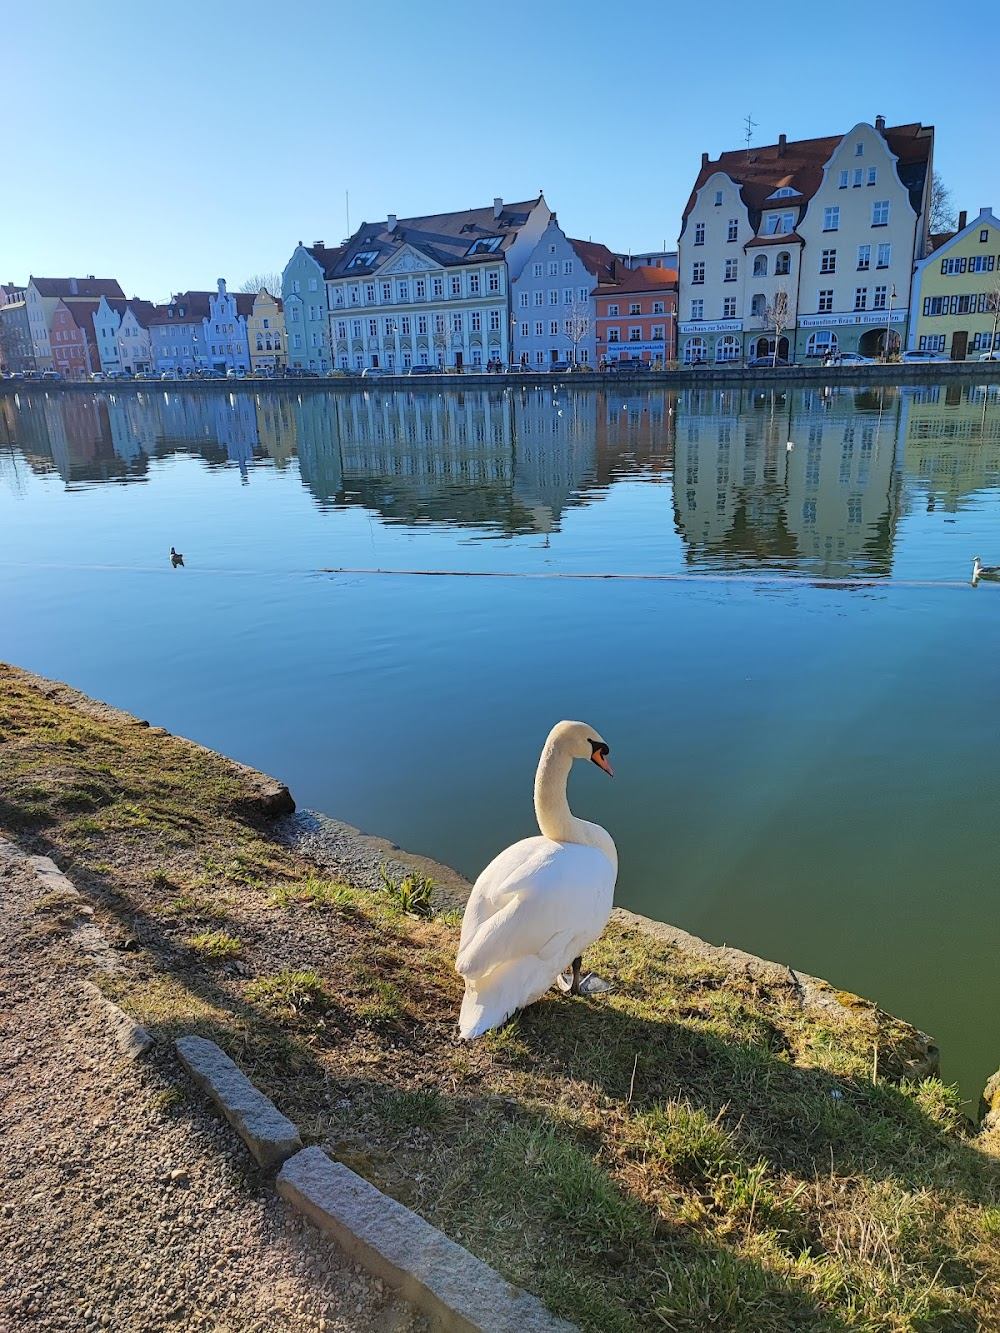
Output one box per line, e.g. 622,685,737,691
972,557,999,581
456,720,618,1040
170,546,184,567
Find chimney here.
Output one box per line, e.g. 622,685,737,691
387,215,397,233
87,274,95,279
778,134,786,156
313,240,324,247
69,277,78,295
875,115,886,133
701,152,709,169
958,210,967,231
493,196,503,220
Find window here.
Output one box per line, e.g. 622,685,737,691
534,291,544,306
535,321,544,336
982,229,991,243
467,274,480,295
549,290,558,305
547,261,558,276
854,287,867,310
629,326,642,341
520,322,529,337
352,318,362,337
752,254,768,276
415,280,426,299
417,314,427,334
823,207,840,231
384,317,395,337
564,289,573,305
970,255,995,272
807,330,838,357
308,277,318,291
716,335,740,361
451,312,462,333
382,282,392,302
450,276,462,297
724,258,738,281
533,263,543,278
867,167,877,185
488,271,500,292
873,285,887,310
853,168,863,187
872,200,890,226
723,297,737,318
489,309,501,331
629,302,641,315
400,316,410,335
694,222,706,245
839,170,849,188
470,311,481,332
607,327,620,342
608,303,619,316
727,218,738,241
433,277,443,297
818,289,833,312
714,190,723,206
855,142,864,156
820,248,837,273
552,320,561,336
876,243,891,268
651,324,665,340
433,313,445,334
536,350,545,364
652,300,664,314
519,291,529,307
563,260,573,275
336,319,347,338
940,257,967,275
365,283,376,303
775,251,791,276
919,334,947,352
750,293,765,316
579,287,589,302
368,318,378,336
857,244,871,271
690,299,704,319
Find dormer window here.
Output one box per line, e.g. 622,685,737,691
349,251,379,269
468,237,502,255
769,187,798,199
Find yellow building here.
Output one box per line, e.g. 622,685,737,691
246,289,286,374
909,208,1000,359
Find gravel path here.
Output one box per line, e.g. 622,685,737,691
0,844,429,1333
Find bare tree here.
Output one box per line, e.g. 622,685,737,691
561,300,592,365
239,274,283,297
985,271,1000,359
759,288,791,367
929,173,958,234
432,316,448,369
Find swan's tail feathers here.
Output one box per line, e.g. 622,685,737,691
458,957,556,1040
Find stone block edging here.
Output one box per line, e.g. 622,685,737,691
277,1146,577,1333
174,1036,302,1170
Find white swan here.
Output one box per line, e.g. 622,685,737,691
456,720,618,1040
972,556,999,581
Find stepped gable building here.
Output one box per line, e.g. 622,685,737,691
909,208,1000,359
147,291,213,375
324,195,551,371
26,276,126,371
511,218,619,367
678,119,933,365
94,297,157,376
282,243,345,372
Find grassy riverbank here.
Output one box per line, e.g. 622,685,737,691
3,662,1000,1331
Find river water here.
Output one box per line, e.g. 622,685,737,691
2,381,999,1101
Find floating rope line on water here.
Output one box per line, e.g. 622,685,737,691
0,561,979,589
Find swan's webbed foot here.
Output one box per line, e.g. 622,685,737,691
555,957,613,996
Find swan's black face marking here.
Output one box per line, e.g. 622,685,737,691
589,740,614,777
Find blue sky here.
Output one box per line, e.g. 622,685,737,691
4,0,994,302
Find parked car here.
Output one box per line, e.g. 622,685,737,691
901,349,949,363
548,360,572,373
361,367,390,378
90,372,105,382
832,352,875,367
608,359,649,373
978,351,1000,362
41,370,63,381
746,356,792,369
407,364,438,376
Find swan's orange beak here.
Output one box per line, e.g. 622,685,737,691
591,749,614,777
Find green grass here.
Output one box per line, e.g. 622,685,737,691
187,930,242,960
379,865,436,918
246,969,330,1015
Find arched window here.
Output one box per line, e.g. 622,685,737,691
775,251,791,276
716,335,741,362
806,330,838,358
256,336,263,351
752,254,768,277
684,337,707,365
750,293,766,317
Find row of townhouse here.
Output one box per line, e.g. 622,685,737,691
677,115,1000,365
280,196,679,373
0,277,286,378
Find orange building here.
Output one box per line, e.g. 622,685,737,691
50,301,98,379
595,266,678,367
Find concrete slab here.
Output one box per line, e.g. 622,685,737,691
277,1146,578,1333
175,1036,302,1170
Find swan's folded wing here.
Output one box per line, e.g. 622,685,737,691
455,843,614,980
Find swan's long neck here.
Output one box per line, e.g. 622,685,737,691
534,742,617,870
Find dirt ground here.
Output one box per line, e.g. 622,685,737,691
0,842,428,1333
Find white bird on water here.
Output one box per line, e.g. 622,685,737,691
455,720,618,1039
786,441,795,452
972,556,1000,582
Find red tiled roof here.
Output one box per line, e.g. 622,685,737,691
745,232,806,248
682,123,933,226
600,265,677,295
567,238,620,283
927,231,956,252
234,293,256,317
124,300,157,326
146,292,213,325
304,245,347,279
30,277,126,300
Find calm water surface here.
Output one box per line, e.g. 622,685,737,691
2,382,999,1101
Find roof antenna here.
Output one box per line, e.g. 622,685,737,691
743,111,758,160
346,190,350,238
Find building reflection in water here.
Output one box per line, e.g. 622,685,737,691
4,382,999,574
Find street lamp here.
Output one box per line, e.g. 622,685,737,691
884,284,897,361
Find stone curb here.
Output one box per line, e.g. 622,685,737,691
174,1036,302,1171
277,1146,578,1333
80,981,155,1059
